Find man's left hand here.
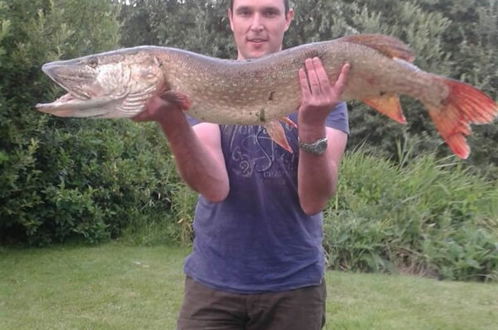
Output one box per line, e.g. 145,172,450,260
298,57,350,128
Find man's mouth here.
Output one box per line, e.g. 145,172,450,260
247,38,268,44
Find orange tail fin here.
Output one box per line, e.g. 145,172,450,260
426,79,497,159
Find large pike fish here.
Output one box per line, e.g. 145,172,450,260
36,34,497,159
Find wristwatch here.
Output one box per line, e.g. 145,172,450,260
298,137,328,155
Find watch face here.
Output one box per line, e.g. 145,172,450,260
316,140,327,153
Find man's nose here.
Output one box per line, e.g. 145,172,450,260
249,13,264,32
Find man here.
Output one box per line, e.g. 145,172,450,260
134,0,350,328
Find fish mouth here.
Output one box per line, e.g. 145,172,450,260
35,92,118,117
36,61,113,117
37,92,88,109
41,61,96,100
36,76,129,118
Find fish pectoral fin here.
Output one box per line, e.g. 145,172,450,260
279,116,298,129
363,94,407,124
160,91,192,111
264,120,293,153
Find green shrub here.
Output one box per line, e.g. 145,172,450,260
129,147,498,282
0,0,178,245
120,179,198,247
324,150,498,281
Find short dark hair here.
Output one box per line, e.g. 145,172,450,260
229,0,290,14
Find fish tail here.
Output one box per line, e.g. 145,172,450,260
425,78,497,159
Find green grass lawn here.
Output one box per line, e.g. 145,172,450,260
1,243,497,330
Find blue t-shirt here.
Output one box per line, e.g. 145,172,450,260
184,103,349,293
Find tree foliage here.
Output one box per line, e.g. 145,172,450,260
119,0,235,57
0,0,175,245
1,0,497,247
119,0,497,175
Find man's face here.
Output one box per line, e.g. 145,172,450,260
229,0,294,60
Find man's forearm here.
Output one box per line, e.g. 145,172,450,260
157,111,229,202
297,124,334,215
297,125,346,215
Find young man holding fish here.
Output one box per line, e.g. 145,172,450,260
135,0,350,328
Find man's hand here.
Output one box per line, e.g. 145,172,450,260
296,57,350,215
298,57,350,128
132,88,188,123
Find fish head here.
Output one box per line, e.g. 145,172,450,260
36,48,165,118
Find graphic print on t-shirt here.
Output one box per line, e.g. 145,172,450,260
223,124,298,179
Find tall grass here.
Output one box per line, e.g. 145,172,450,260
324,151,498,281
120,152,197,247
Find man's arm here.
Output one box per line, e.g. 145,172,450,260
133,95,229,203
297,58,350,215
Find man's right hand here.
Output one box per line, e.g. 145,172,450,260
131,89,229,202
132,89,191,123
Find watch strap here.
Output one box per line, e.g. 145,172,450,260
298,136,328,155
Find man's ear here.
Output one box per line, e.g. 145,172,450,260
284,8,295,32
228,8,235,32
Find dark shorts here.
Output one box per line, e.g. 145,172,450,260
177,276,327,330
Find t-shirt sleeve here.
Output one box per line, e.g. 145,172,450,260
326,102,349,135
186,114,202,126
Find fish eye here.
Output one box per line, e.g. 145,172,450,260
87,57,98,68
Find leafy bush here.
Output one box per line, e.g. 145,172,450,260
324,150,498,281
133,147,498,282
0,0,178,245
121,179,198,247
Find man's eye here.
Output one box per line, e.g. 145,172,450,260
264,10,279,17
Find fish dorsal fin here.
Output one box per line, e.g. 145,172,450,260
340,34,415,62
